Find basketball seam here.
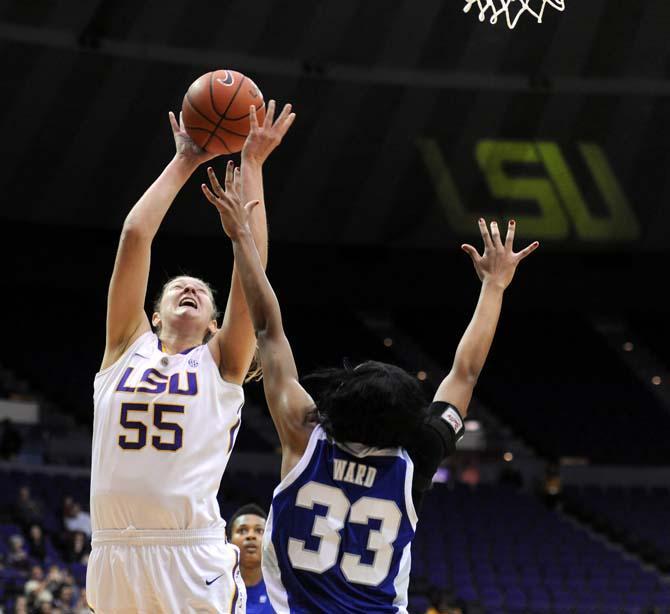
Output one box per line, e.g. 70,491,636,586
204,130,232,154
204,76,246,152
224,100,266,122
187,126,232,154
185,126,217,133
184,93,217,129
213,124,251,139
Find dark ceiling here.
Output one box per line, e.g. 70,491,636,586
2,1,670,426
2,0,670,251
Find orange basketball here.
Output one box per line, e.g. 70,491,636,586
181,69,265,155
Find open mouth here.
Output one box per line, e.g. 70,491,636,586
178,297,198,309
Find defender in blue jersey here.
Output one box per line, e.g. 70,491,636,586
202,173,539,613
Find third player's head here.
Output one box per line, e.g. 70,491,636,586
152,276,220,344
304,361,427,448
228,504,267,571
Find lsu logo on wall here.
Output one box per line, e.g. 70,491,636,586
416,138,640,241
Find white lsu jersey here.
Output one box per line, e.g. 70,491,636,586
91,332,244,531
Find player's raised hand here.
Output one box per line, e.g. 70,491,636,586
169,110,218,166
241,100,296,165
461,219,539,290
201,161,259,240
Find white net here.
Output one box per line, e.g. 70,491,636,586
463,0,565,29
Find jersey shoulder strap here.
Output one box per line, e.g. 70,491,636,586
272,426,327,497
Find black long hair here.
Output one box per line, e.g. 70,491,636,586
302,361,427,448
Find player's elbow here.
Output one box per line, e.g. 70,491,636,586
453,362,480,387
254,314,284,342
121,216,152,242
255,324,277,346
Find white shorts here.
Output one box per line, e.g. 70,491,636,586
86,528,246,614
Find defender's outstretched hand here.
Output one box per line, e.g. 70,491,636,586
242,100,296,165
202,162,258,240
169,110,218,166
462,219,539,290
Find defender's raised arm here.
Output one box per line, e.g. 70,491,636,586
434,219,539,416
207,101,296,384
202,162,314,478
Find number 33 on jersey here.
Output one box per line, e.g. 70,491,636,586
263,426,418,614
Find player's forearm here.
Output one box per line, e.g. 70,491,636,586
231,229,283,337
123,156,196,239
451,281,505,380
240,158,268,267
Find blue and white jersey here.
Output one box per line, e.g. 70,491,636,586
262,426,418,614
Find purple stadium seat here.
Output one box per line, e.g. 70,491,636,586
412,483,667,609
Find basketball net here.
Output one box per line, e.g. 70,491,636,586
463,0,565,29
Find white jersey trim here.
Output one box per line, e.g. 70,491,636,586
392,541,412,614
261,507,291,614
401,449,418,529
271,426,324,498
95,331,153,379
335,440,404,459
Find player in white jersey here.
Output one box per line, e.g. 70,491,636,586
201,171,540,613
87,101,295,613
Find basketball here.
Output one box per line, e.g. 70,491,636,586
181,69,266,155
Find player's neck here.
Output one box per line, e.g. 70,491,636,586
158,329,203,355
241,565,263,587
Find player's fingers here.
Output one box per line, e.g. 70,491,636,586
263,99,276,128
516,241,540,261
201,184,220,207
277,112,296,137
478,218,494,251
168,111,180,134
179,111,186,131
461,244,481,263
232,166,241,193
490,221,503,249
274,103,292,128
249,105,259,132
207,166,225,196
505,220,516,251
224,161,235,192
